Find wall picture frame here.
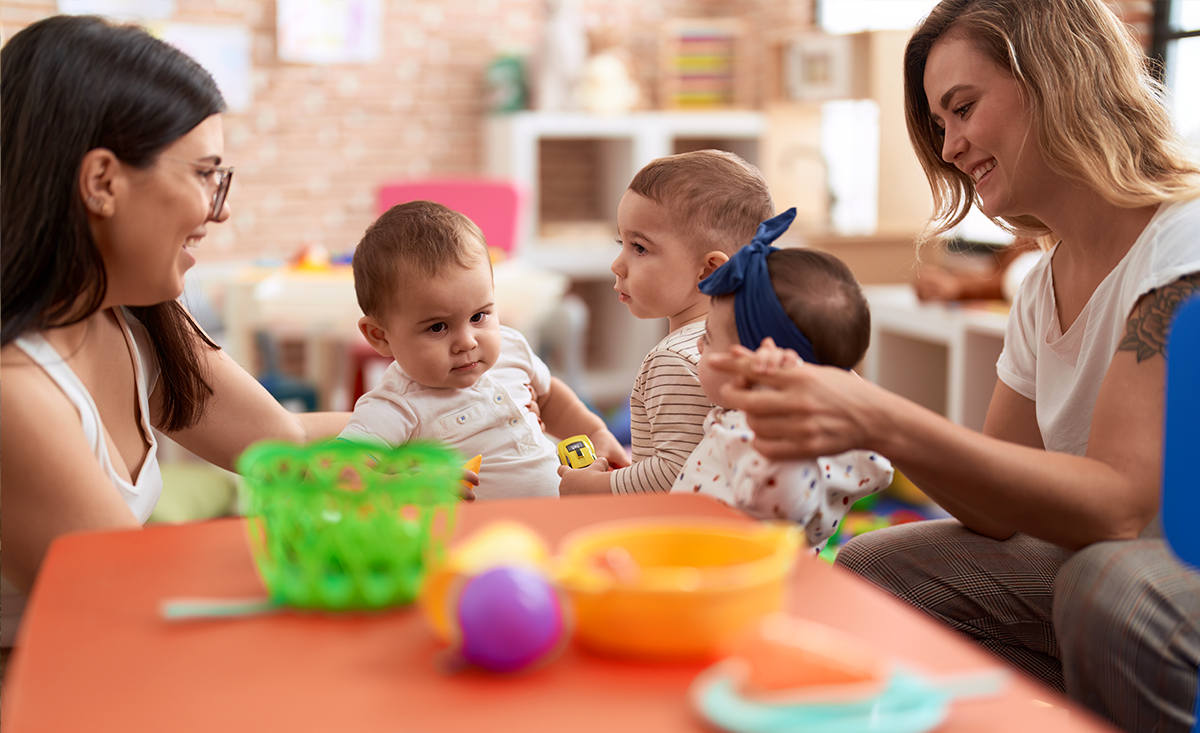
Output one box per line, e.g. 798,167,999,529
784,33,854,102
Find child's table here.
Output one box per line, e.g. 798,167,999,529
1,493,1118,732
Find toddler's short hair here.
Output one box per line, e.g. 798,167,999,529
352,200,489,319
718,249,870,370
628,149,774,255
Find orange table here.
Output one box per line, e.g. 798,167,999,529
2,494,1117,732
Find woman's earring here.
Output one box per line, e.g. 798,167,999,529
88,197,112,215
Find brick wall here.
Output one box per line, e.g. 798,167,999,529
0,0,1152,264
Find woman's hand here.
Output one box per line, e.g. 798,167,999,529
706,350,884,460
748,337,801,375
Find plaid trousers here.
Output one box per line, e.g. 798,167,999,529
836,518,1200,733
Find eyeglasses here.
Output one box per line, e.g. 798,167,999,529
161,156,234,219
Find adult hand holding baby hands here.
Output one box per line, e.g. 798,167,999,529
707,343,889,461
744,337,802,375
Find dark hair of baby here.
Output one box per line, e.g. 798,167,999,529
352,200,489,319
767,248,870,370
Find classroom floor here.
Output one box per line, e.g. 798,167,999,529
818,473,949,563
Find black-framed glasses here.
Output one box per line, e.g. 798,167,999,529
161,156,234,219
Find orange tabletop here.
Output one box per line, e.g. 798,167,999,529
2,493,1117,732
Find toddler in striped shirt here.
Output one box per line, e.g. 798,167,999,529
557,149,776,496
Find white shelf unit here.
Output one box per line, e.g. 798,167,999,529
483,111,766,411
484,110,766,276
862,285,1010,432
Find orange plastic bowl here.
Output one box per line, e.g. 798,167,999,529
554,518,803,661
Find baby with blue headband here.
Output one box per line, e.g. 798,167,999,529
670,208,894,553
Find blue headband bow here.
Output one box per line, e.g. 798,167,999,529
698,207,819,365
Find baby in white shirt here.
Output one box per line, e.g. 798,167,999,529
339,201,623,500
670,210,893,551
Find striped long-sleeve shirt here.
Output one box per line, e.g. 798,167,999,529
610,321,713,494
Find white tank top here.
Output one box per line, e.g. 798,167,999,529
12,307,164,521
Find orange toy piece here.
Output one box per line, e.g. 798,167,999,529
722,613,889,703
460,455,482,491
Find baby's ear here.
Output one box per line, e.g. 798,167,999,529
699,250,730,281
358,316,395,357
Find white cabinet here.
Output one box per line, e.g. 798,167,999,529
862,285,1009,432
484,111,766,411
484,110,765,276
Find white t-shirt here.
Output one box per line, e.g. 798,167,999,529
339,326,560,500
997,197,1200,455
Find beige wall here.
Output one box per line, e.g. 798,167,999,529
1,0,809,264
0,0,1152,266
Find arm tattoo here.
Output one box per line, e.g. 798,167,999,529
1118,272,1200,363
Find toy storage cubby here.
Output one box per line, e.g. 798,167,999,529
484,111,765,411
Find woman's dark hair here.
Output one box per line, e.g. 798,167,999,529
1,15,226,430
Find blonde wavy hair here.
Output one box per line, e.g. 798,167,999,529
904,0,1200,247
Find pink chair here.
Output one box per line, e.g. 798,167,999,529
376,178,523,257
349,179,526,405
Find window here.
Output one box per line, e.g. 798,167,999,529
1153,0,1200,146
817,0,937,34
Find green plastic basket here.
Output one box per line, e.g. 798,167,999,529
236,439,461,611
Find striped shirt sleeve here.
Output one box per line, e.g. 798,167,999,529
611,322,713,495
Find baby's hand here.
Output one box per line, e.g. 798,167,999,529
557,459,612,495
459,468,478,502
752,337,802,375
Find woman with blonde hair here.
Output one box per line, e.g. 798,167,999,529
710,0,1200,730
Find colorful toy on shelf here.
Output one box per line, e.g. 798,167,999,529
456,565,566,673
288,242,333,271
690,613,1009,733
554,518,803,661
556,435,597,469
236,439,461,611
420,521,552,645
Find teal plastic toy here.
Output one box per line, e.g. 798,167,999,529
691,665,1008,733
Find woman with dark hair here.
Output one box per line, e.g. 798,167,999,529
0,15,348,597
710,0,1200,730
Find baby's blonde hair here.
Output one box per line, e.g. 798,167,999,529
904,0,1200,246
628,149,775,255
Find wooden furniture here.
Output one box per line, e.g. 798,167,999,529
3,493,1116,732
